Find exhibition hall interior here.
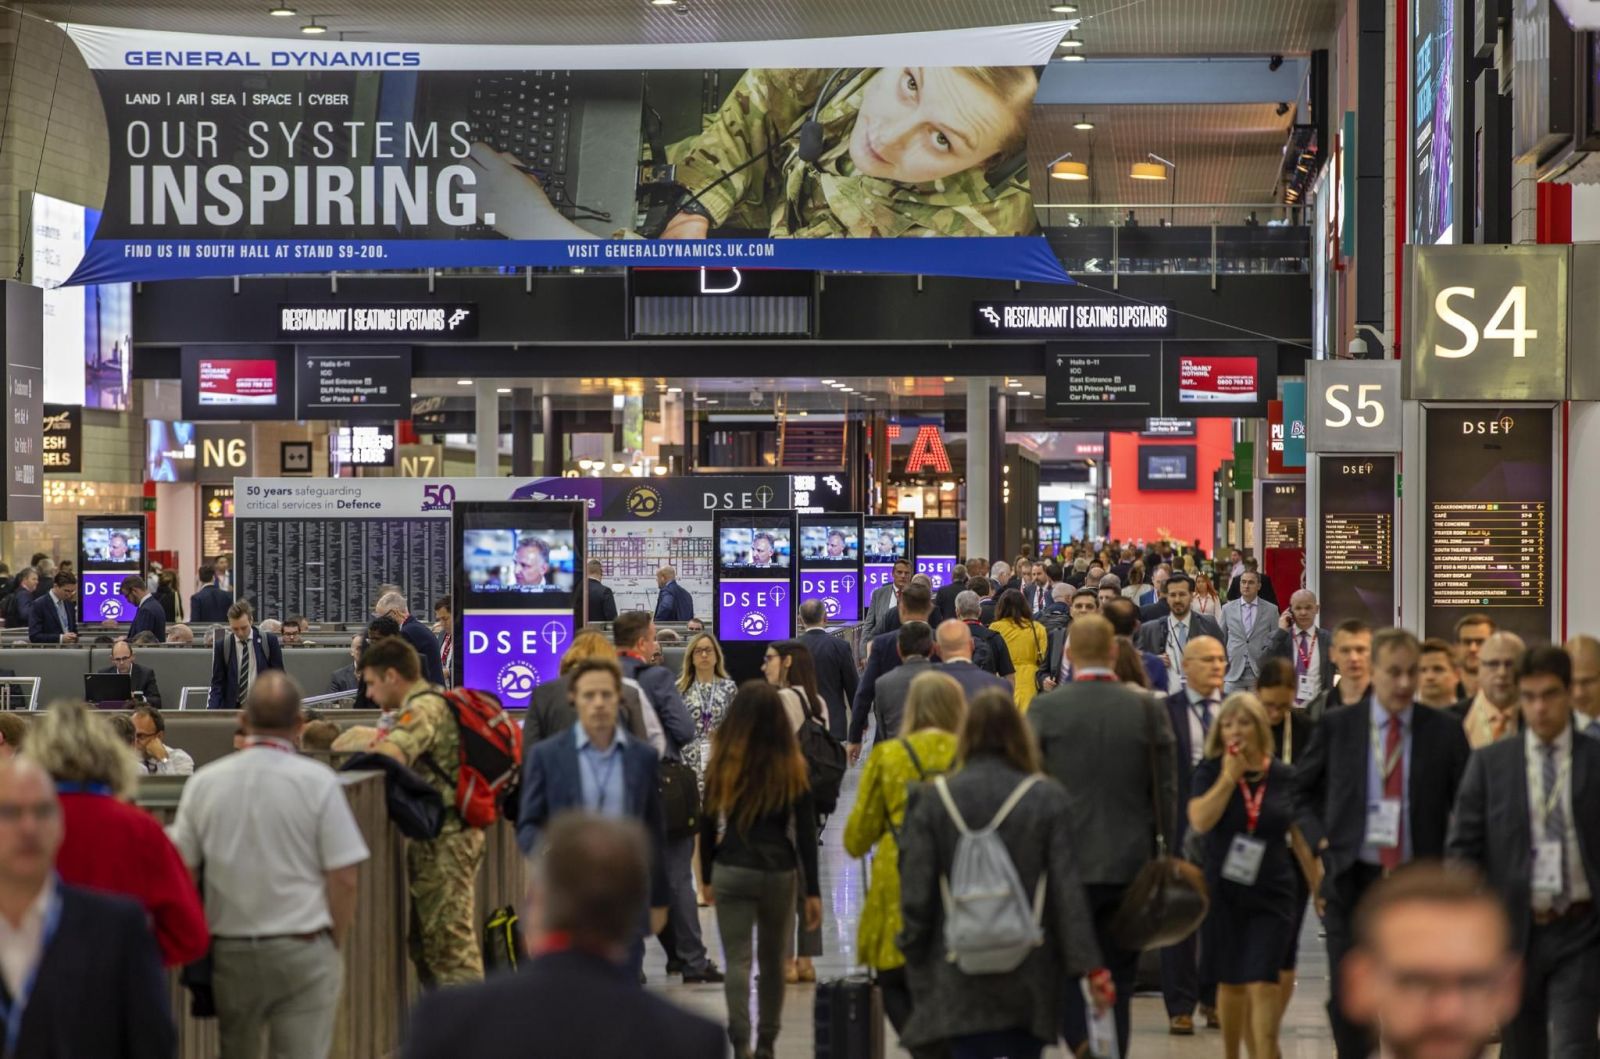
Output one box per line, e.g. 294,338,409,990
1,0,1599,1057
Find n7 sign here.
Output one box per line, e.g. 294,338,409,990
1407,245,1568,400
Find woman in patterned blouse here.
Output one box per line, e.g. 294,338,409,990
677,632,737,793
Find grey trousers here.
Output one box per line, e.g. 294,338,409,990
214,934,343,1059
713,864,795,1052
1502,916,1600,1059
666,833,711,972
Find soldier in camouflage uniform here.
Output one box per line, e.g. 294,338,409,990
364,636,486,987
661,66,1040,239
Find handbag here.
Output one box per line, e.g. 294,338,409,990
1107,697,1209,951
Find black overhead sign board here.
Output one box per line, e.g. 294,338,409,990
294,346,412,422
973,299,1173,337
278,303,478,340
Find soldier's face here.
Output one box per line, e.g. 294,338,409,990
850,67,1028,185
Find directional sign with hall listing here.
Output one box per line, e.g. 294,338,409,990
1045,344,1161,420
293,346,412,422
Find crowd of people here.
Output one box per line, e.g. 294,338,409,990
0,534,1593,1059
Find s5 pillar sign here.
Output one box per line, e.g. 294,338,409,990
714,512,797,644
452,500,585,706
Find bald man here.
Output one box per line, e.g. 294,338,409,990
1461,631,1526,749
0,759,173,1055
931,620,1010,702
1267,589,1333,705
1567,635,1600,739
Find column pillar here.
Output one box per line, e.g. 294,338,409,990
989,389,1007,561
511,388,535,477
541,395,561,476
965,378,991,561
474,380,499,476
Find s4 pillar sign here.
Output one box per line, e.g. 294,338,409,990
1307,361,1402,453
1405,245,1569,400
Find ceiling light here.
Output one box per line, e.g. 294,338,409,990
456,379,472,386
820,379,835,385
1049,153,1089,181
1059,53,1086,62
1049,2,1078,10
268,4,296,13
1007,378,1021,387
1017,391,1032,397
1074,113,1095,130
666,386,682,393
578,459,593,470
409,392,417,398
706,399,719,405
651,0,679,5
1130,161,1167,180
693,395,706,401
863,396,877,402
943,376,955,382
495,387,511,394
300,19,327,34
653,465,668,475
1058,37,1084,48
611,462,625,473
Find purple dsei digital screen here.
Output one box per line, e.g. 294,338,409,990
916,557,957,591
459,611,574,708
799,570,861,624
717,580,794,643
80,571,135,623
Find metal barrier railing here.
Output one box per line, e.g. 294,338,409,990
0,678,40,712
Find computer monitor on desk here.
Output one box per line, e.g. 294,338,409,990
84,672,134,708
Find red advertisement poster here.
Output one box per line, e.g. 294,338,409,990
198,359,278,406
1178,355,1259,404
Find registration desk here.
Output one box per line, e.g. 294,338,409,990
139,767,526,1058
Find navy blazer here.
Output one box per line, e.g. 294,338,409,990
517,729,670,908
800,627,859,740
587,578,618,623
848,630,904,744
188,583,233,624
127,594,167,644
653,580,695,623
27,591,77,643
1165,691,1204,845
1266,625,1335,694
207,629,286,709
401,616,446,687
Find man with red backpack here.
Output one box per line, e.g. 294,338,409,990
366,636,518,987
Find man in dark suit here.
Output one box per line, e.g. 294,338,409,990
327,634,363,695
374,590,446,687
99,638,163,707
0,757,174,1058
933,620,1010,702
953,589,1014,683
861,559,912,645
1226,557,1279,606
1448,646,1600,1059
1029,614,1178,1057
120,574,167,644
933,563,968,626
1037,588,1102,694
516,656,670,978
401,812,723,1059
1300,619,1375,723
863,622,935,740
27,572,78,644
1159,635,1227,1033
586,559,618,623
652,566,695,623
188,563,233,624
798,599,857,739
1294,627,1472,1059
1266,589,1334,706
208,601,286,709
1133,574,1224,691
969,575,999,627
848,583,935,760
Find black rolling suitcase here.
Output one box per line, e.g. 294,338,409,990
814,974,884,1058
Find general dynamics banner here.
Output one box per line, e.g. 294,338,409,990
60,22,1071,285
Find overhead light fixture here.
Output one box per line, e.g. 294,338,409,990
495,387,511,394
666,386,682,393
268,4,296,14
1006,378,1021,387
653,465,668,475
705,399,719,405
650,0,678,5
1017,391,1032,397
1074,115,1095,130
300,18,327,33
611,462,625,473
1059,53,1086,62
1058,36,1084,48
1131,153,1174,181
1049,153,1089,181
456,379,472,386
1049,2,1078,11
820,378,835,385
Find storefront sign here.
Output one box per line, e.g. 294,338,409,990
331,425,397,468
294,346,411,422
1406,245,1568,400
41,404,82,474
973,300,1171,336
278,303,476,339
1307,360,1402,453
2,283,44,522
60,23,1070,286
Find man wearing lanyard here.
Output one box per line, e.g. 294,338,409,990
1460,631,1527,750
517,656,671,979
1300,620,1375,724
1294,628,1471,1059
1160,636,1227,1034
1134,574,1224,695
1030,615,1179,1057
172,671,367,1059
1266,590,1333,706
1449,646,1600,1059
400,813,724,1058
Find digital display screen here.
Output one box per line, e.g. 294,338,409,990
1412,0,1456,245
1178,356,1260,405
80,572,135,623
1424,408,1553,641
462,528,577,594
1318,456,1396,629
798,570,860,623
862,516,912,616
460,611,573,707
1143,417,1197,438
915,519,960,590
1138,445,1197,491
145,420,196,483
82,525,142,564
78,515,146,624
799,524,857,562
717,519,793,572
716,580,794,643
198,358,278,406
1044,346,1161,420
181,346,293,420
863,525,908,561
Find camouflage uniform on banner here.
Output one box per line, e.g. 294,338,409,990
667,67,1038,239
386,687,486,987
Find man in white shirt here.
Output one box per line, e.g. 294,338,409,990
1448,646,1600,1059
1267,589,1332,705
130,706,193,776
1133,574,1223,693
172,671,368,1059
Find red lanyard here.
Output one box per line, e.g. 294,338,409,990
244,736,297,754
1238,775,1268,834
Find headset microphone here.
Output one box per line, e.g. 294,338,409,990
796,68,853,165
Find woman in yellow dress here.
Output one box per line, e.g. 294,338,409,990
843,670,964,1058
993,588,1048,710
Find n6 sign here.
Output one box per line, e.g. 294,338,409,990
1406,245,1568,401
1308,361,1401,453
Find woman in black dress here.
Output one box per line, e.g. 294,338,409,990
1187,692,1297,1059
1255,658,1315,1025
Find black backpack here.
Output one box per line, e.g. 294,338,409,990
798,717,847,816
969,631,998,675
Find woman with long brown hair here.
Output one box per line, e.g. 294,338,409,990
699,682,821,1059
993,589,1047,711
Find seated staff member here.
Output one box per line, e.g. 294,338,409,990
98,638,163,707
1187,693,1299,1059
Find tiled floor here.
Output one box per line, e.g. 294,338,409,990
651,768,1338,1058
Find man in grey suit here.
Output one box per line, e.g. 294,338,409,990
932,620,1010,702
1029,614,1178,1056
1219,569,1278,693
865,622,935,740
860,558,912,650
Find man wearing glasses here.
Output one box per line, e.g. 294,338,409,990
97,638,163,707
1461,632,1526,750
131,705,194,776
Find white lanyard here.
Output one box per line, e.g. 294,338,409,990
1527,740,1571,829
1369,717,1405,780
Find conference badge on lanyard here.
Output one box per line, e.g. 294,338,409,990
1222,777,1269,885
